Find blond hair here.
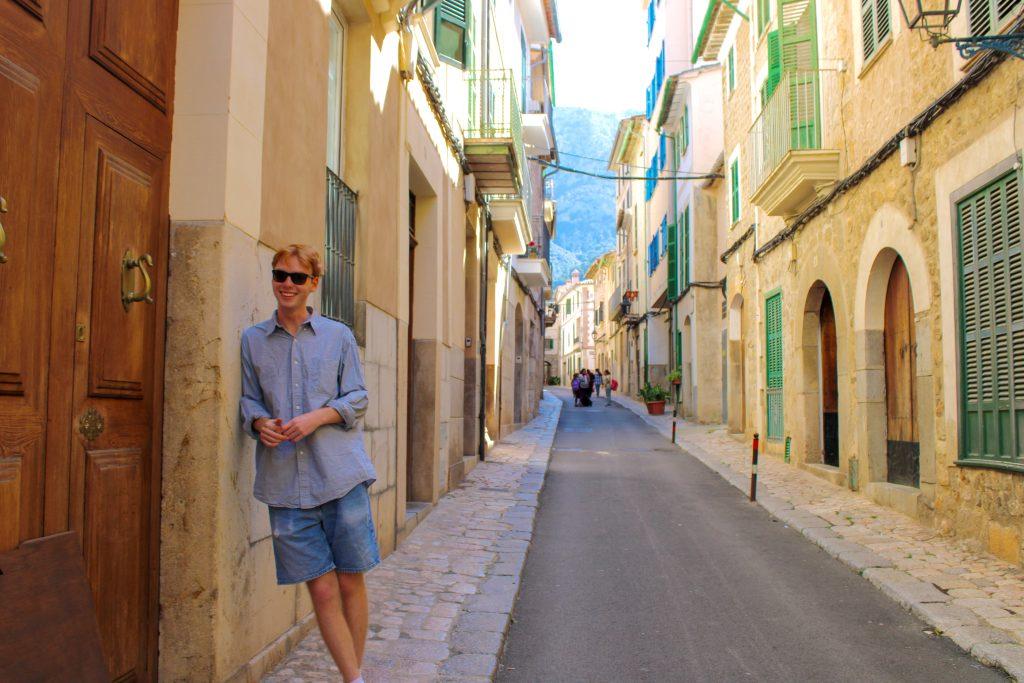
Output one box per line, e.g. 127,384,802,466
272,244,323,278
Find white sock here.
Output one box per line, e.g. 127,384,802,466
350,678,364,683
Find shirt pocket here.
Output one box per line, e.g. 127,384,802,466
308,357,339,401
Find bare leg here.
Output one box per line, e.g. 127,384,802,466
337,571,370,666
307,572,361,682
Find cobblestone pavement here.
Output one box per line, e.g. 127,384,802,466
264,393,561,683
615,394,1024,680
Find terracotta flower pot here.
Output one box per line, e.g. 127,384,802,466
670,378,681,385
645,400,666,416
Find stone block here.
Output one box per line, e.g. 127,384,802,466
440,653,498,678
988,523,1021,565
971,642,1024,680
910,602,981,631
945,625,1015,652
363,361,381,430
775,508,832,530
456,611,508,633
838,550,894,571
377,487,397,557
451,628,504,655
863,567,950,608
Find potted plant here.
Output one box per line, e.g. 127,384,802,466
667,369,682,385
638,383,670,415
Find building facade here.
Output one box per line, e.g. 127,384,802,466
553,270,596,384
0,0,559,679
589,251,617,374
695,0,1024,564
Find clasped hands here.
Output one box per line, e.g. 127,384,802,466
254,408,339,448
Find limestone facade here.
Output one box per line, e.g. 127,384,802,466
695,0,1024,565
552,271,596,384
160,0,559,679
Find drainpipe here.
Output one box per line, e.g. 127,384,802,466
479,212,491,460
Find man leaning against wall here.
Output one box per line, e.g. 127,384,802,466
239,244,379,683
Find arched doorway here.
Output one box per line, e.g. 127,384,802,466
514,304,524,424
682,315,694,417
819,290,839,466
884,257,919,487
727,295,745,433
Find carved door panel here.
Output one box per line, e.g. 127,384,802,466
56,0,176,679
0,0,67,551
884,257,920,487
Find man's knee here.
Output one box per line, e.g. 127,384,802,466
337,571,365,599
307,573,340,607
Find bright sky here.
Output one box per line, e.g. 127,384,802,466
553,0,648,113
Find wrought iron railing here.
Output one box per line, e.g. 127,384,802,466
323,168,357,327
749,70,823,194
466,69,527,195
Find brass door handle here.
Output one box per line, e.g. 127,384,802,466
121,249,154,310
0,196,8,264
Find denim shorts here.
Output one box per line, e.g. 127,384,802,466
268,482,381,584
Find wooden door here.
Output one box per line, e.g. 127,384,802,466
0,0,68,553
819,290,839,467
1,0,177,679
884,257,919,487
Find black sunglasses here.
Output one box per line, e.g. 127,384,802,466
272,269,314,285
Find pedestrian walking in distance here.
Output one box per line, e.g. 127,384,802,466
240,244,378,683
604,369,614,405
571,372,581,406
578,368,592,406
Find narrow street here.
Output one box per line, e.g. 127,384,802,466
497,389,1005,682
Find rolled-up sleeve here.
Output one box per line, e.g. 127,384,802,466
239,334,272,438
327,331,368,430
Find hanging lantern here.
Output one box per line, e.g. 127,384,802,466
896,0,963,36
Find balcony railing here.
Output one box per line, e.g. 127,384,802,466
323,168,356,327
466,69,527,195
749,70,822,195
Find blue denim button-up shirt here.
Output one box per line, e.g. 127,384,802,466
240,310,376,508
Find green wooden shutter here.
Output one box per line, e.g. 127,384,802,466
676,329,683,367
776,0,820,149
435,0,469,67
682,104,690,152
668,219,678,299
958,169,1024,463
730,160,740,223
861,0,891,61
765,291,784,439
727,48,736,92
547,39,556,107
682,206,691,288
969,0,1023,36
761,30,782,106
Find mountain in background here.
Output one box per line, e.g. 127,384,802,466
548,107,627,285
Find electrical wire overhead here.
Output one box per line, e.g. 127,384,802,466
529,157,723,181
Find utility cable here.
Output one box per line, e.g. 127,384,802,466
530,157,723,181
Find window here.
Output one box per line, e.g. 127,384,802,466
435,0,471,67
679,105,690,157
660,218,668,256
727,47,736,93
659,135,667,171
765,291,784,439
761,31,781,106
730,158,741,224
647,0,656,43
861,0,892,62
546,338,554,350
957,168,1023,465
323,170,357,326
969,0,1023,36
757,0,772,35
326,10,345,175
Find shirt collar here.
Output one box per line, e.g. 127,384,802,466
258,307,321,336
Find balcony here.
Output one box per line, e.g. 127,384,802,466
514,244,552,289
465,69,532,254
522,111,554,157
749,71,840,218
465,69,527,196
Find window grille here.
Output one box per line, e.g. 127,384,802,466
323,168,357,328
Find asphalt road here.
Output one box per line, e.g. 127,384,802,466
496,389,1005,682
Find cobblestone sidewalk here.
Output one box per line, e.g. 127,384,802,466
614,393,1024,680
264,393,561,683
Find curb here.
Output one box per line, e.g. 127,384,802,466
614,395,1024,681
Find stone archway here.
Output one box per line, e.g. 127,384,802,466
727,294,745,434
682,315,694,417
855,207,935,508
800,282,840,468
